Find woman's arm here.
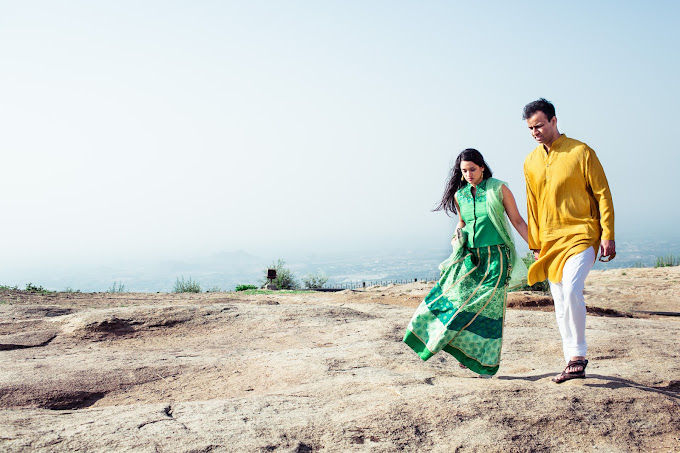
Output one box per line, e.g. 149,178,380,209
451,198,466,246
501,185,529,244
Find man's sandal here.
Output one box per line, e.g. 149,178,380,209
552,359,588,384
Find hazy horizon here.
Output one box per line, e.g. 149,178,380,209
3,235,679,293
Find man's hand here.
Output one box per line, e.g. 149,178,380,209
532,249,540,261
600,239,616,259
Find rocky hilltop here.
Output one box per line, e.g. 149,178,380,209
1,267,679,452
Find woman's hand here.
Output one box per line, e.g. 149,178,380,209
453,218,465,247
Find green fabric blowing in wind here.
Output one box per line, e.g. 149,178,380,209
404,245,510,375
403,177,526,375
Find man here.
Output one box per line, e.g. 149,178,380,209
522,98,615,383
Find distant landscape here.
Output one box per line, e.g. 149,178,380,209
3,238,679,293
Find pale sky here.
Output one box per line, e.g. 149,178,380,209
1,1,678,274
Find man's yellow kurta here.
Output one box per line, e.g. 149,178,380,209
524,134,615,285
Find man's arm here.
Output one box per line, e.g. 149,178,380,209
586,149,615,257
524,162,541,258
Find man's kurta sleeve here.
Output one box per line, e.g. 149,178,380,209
524,162,541,250
586,149,615,241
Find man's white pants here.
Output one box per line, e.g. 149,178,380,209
548,247,595,363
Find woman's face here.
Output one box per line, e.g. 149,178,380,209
460,160,484,186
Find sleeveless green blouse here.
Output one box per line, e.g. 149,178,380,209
456,179,505,248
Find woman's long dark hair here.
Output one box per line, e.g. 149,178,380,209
433,148,493,215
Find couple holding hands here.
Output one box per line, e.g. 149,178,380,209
404,98,615,383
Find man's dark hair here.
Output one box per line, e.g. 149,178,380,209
522,98,556,121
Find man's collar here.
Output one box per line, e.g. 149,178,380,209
544,133,566,152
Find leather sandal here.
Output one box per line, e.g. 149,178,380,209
552,359,588,384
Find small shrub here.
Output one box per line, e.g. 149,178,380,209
632,260,646,268
655,255,680,268
108,282,126,293
173,276,201,293
238,289,308,295
0,284,19,291
205,285,222,293
235,284,258,292
25,283,52,293
260,259,298,290
303,273,329,289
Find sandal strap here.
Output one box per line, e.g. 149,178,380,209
566,359,588,367
553,359,589,383
563,359,588,374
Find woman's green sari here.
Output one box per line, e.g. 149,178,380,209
403,244,511,375
403,178,527,375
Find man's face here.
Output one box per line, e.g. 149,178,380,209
526,111,559,146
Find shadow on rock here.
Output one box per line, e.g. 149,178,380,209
584,375,680,400
40,391,108,410
496,373,556,382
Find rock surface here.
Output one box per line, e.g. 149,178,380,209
1,267,679,452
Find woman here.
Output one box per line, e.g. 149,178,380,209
403,149,529,376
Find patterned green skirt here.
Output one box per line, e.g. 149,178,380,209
403,244,511,375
